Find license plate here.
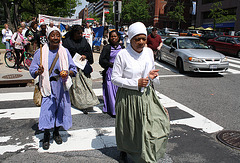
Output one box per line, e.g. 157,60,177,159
210,65,218,69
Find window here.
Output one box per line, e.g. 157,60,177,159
226,37,234,43
171,39,177,48
163,38,173,46
216,36,226,42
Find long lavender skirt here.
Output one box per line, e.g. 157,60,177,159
102,67,118,116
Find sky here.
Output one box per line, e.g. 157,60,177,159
72,0,89,18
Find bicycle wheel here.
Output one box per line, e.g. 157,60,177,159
4,51,16,68
23,52,33,70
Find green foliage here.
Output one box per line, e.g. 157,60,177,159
105,2,114,25
209,2,236,30
167,1,185,29
121,0,150,25
88,13,100,22
20,0,80,20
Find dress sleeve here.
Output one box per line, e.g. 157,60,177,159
111,52,139,90
29,49,41,79
99,45,111,69
66,48,77,77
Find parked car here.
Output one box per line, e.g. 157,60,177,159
189,30,202,37
207,35,240,58
163,28,179,36
201,32,225,43
159,36,229,73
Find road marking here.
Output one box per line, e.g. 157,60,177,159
226,68,240,74
227,57,240,64
0,89,223,134
229,63,240,69
0,106,103,119
0,127,116,154
0,89,224,155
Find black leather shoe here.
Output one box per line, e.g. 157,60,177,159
42,132,50,150
83,109,88,114
119,151,128,163
53,133,62,144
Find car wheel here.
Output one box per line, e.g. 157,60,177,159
237,51,240,58
177,58,185,73
210,45,215,50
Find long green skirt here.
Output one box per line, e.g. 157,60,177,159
115,86,170,163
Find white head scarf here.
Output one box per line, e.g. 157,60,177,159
46,26,61,38
128,22,147,41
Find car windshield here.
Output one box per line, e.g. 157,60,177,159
178,38,209,49
234,37,240,44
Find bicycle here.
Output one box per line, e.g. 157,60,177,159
4,48,33,70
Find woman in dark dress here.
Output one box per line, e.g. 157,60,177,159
62,25,99,114
99,30,124,117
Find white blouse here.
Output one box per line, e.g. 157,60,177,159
112,45,159,91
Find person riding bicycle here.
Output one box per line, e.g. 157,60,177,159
11,26,28,72
147,27,163,60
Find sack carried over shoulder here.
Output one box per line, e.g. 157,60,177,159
33,82,42,107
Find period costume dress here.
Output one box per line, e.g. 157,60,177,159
62,35,99,110
111,22,170,163
29,44,77,131
99,44,123,116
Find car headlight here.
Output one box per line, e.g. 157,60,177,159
188,57,204,62
221,57,228,62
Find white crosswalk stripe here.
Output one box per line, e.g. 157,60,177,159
0,88,223,155
155,56,240,75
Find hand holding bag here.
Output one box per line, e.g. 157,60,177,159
33,44,43,107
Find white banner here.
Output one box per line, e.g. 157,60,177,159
39,14,82,26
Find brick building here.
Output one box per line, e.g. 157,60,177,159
147,0,192,30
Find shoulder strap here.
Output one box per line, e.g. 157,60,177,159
14,33,18,41
49,52,59,75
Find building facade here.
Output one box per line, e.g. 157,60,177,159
87,0,111,19
78,6,88,20
147,0,192,30
196,0,240,31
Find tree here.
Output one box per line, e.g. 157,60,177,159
88,13,100,22
1,0,80,31
167,1,185,29
121,0,150,25
105,1,114,25
208,2,236,30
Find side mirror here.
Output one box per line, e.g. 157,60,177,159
170,47,176,53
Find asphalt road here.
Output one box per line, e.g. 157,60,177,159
0,56,240,162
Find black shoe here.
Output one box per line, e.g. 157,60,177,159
42,132,50,150
53,133,62,144
119,151,128,163
83,109,88,114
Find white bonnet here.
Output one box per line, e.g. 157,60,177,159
128,22,147,41
46,26,61,38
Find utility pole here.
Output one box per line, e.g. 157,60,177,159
115,0,119,31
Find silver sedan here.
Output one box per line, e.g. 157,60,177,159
159,36,229,73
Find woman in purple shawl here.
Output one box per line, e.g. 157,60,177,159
99,30,124,117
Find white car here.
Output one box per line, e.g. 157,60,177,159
159,36,229,73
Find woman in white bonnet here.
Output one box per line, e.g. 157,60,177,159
111,22,170,163
29,27,77,150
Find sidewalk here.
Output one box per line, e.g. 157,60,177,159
0,49,103,86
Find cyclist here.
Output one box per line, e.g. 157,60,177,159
1,23,13,50
11,26,27,72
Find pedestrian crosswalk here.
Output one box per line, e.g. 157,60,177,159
0,88,223,155
155,56,240,75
